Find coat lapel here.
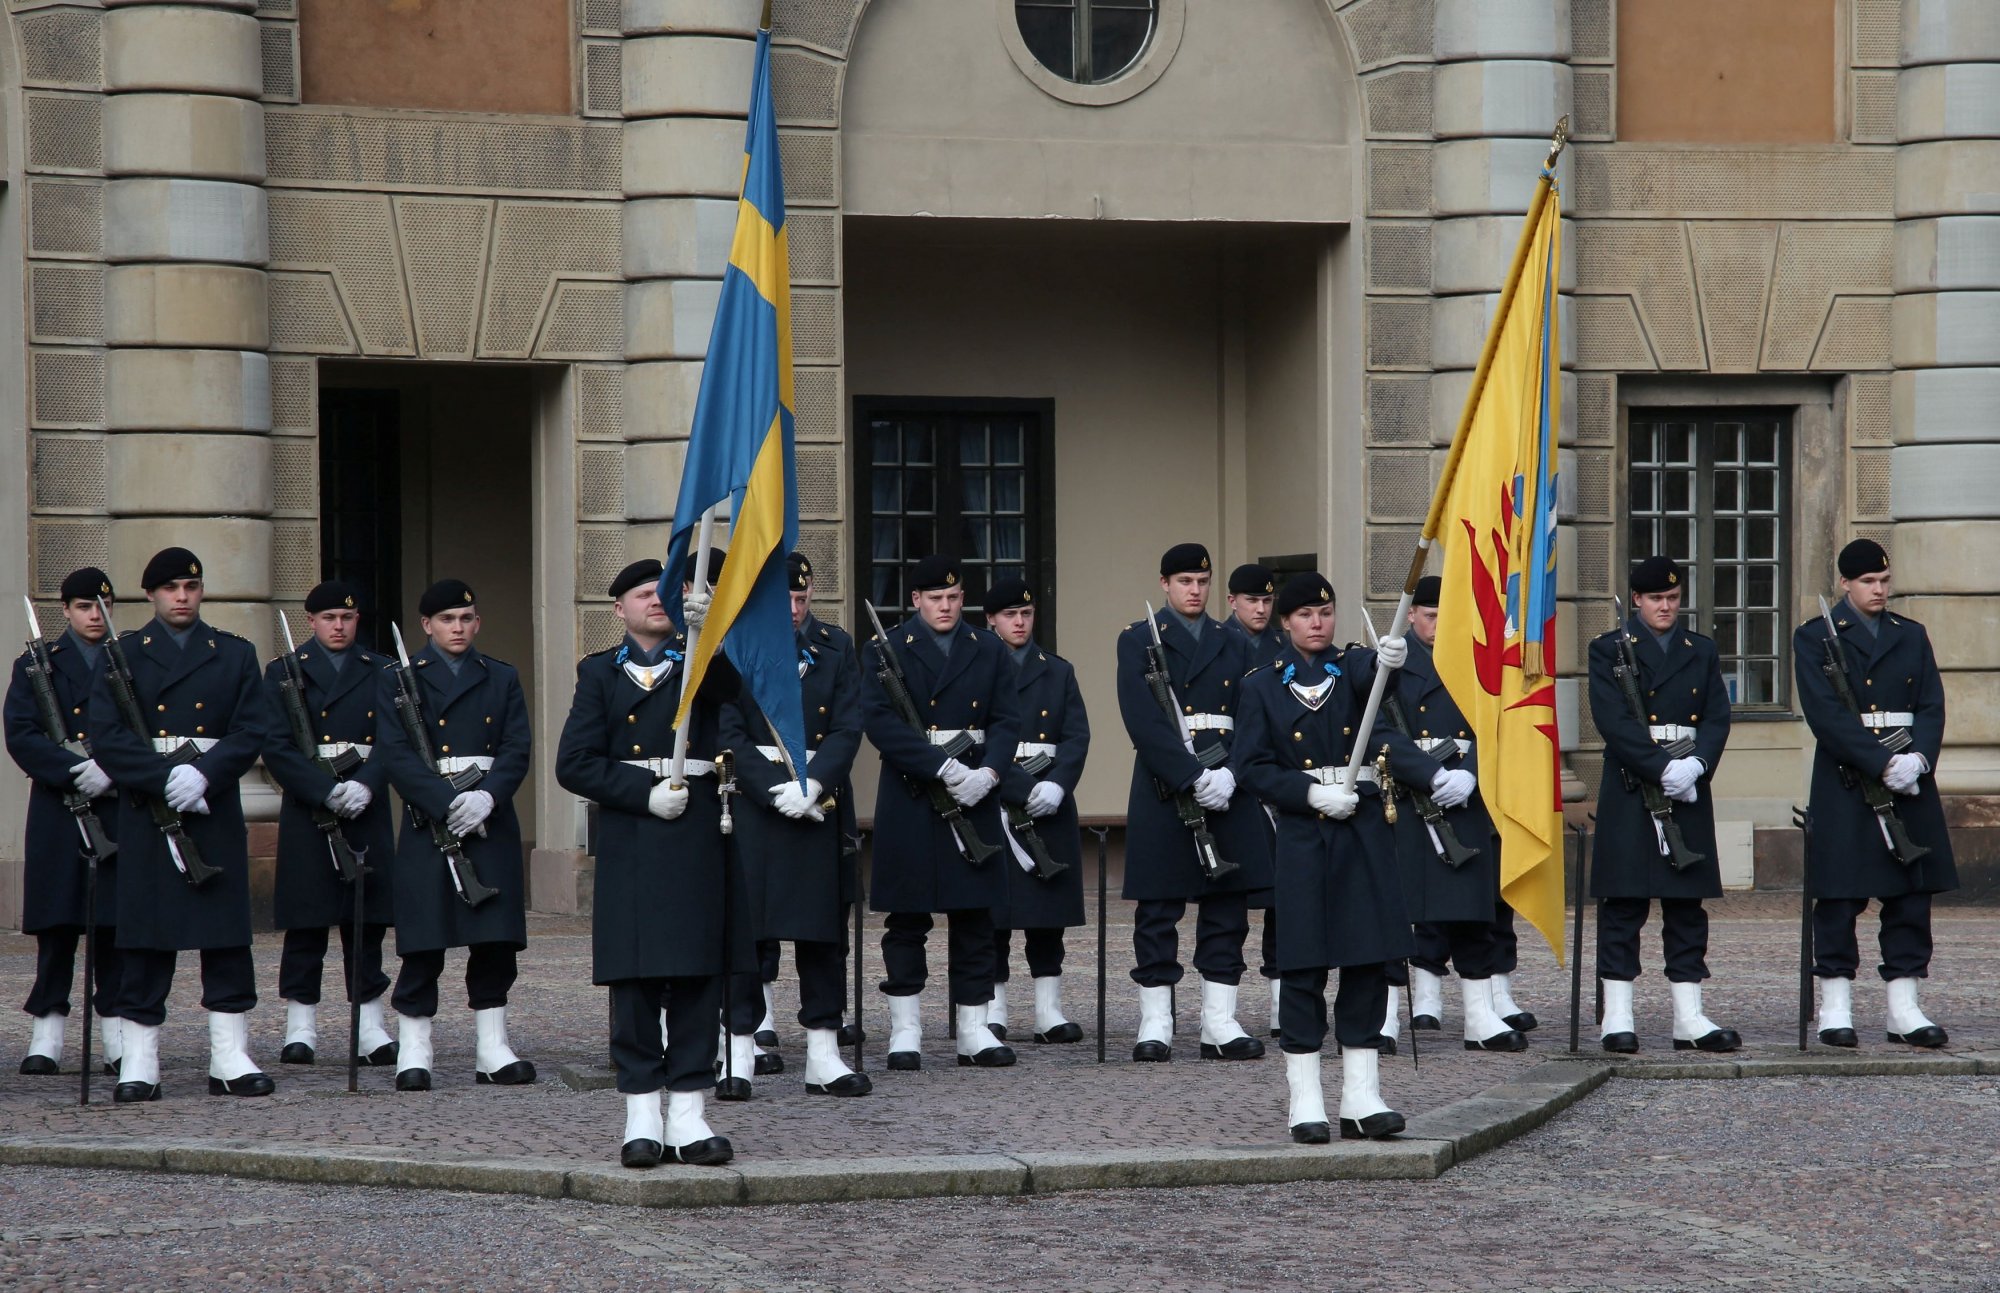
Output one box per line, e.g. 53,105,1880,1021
933,624,980,695
157,619,220,691
1186,615,1226,683
1016,647,1049,692
1866,610,1904,668
51,638,93,692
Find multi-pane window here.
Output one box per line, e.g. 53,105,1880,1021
1015,0,1157,84
855,400,1055,639
1627,410,1789,709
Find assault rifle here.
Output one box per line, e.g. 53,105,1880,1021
1379,695,1480,867
1607,596,1704,871
862,602,1001,865
95,597,220,887
1005,750,1068,880
275,612,365,882
1815,595,1930,866
20,598,116,864
388,623,497,907
1141,603,1235,881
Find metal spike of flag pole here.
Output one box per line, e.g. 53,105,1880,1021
1343,115,1571,962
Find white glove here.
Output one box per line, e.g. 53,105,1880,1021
1375,635,1409,671
647,779,689,821
1192,766,1236,811
936,757,973,787
681,590,711,634
447,788,495,835
1659,757,1702,804
327,780,373,819
948,767,996,808
1025,781,1065,818
1883,752,1925,796
771,780,824,820
1430,768,1476,809
1306,780,1359,819
70,759,112,800
164,763,209,813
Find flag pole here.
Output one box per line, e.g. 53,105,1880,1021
1340,116,1569,793
669,505,720,787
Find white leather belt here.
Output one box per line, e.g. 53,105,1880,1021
1304,766,1378,786
1184,714,1234,732
926,728,986,745
152,736,218,754
435,755,494,774
1014,742,1058,760
754,745,819,763
1418,737,1472,758
624,757,717,778
1648,724,1697,742
318,741,371,761
1860,712,1915,730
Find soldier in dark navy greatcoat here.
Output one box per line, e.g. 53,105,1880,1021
6,567,123,1076
1219,562,1287,1038
258,580,397,1068
1116,543,1272,1064
87,548,275,1102
1796,539,1957,1049
979,577,1090,1046
1587,556,1740,1055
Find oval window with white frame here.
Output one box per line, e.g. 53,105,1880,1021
1000,0,1185,106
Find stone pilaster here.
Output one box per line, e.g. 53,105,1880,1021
1893,0,2000,793
101,0,272,651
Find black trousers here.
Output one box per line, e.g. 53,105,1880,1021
1413,899,1518,976
1259,907,1278,979
727,939,846,1032
390,943,518,1018
1129,893,1249,988
1597,897,1709,983
609,975,721,1095
1278,963,1389,1054
1813,894,1934,981
117,946,257,1026
879,909,996,1007
23,926,123,1019
992,927,1066,982
278,923,390,1005
1407,920,1502,979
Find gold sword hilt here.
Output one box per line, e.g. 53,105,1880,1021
1377,745,1398,824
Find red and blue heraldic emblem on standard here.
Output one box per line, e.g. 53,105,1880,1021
659,26,810,779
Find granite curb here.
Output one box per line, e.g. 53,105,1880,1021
1,1049,1986,1209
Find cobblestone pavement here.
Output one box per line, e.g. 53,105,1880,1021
3,1068,1994,1292
3,896,1996,1162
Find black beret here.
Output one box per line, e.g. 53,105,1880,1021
1838,538,1890,580
910,554,962,592
609,559,664,600
60,567,114,604
1227,563,1276,596
1630,556,1682,595
140,547,202,591
681,547,726,588
1160,543,1212,578
983,578,1034,617
303,580,360,614
787,551,813,592
1412,575,1441,609
1275,571,1336,618
418,578,476,618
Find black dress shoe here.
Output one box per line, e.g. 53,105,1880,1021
1033,1021,1084,1044
1410,1014,1442,1032
715,1076,752,1101
1888,1024,1949,1048
958,1044,1016,1068
208,1071,276,1097
671,1136,734,1167
838,1024,866,1047
1601,1032,1638,1054
113,1081,161,1104
19,1055,59,1076
1503,1011,1539,1032
754,1029,779,1049
280,1042,315,1065
621,1139,663,1170
1131,1040,1172,1063
1818,1027,1859,1048
1339,1110,1405,1140
1199,1036,1266,1060
1291,1121,1331,1145
358,1041,399,1067
887,1050,921,1071
806,1071,873,1096
1672,1028,1741,1053
1466,1029,1529,1053
753,1051,784,1076
1376,1036,1397,1056
476,1060,537,1085
395,1068,432,1092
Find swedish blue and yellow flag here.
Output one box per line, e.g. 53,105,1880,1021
660,24,808,780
